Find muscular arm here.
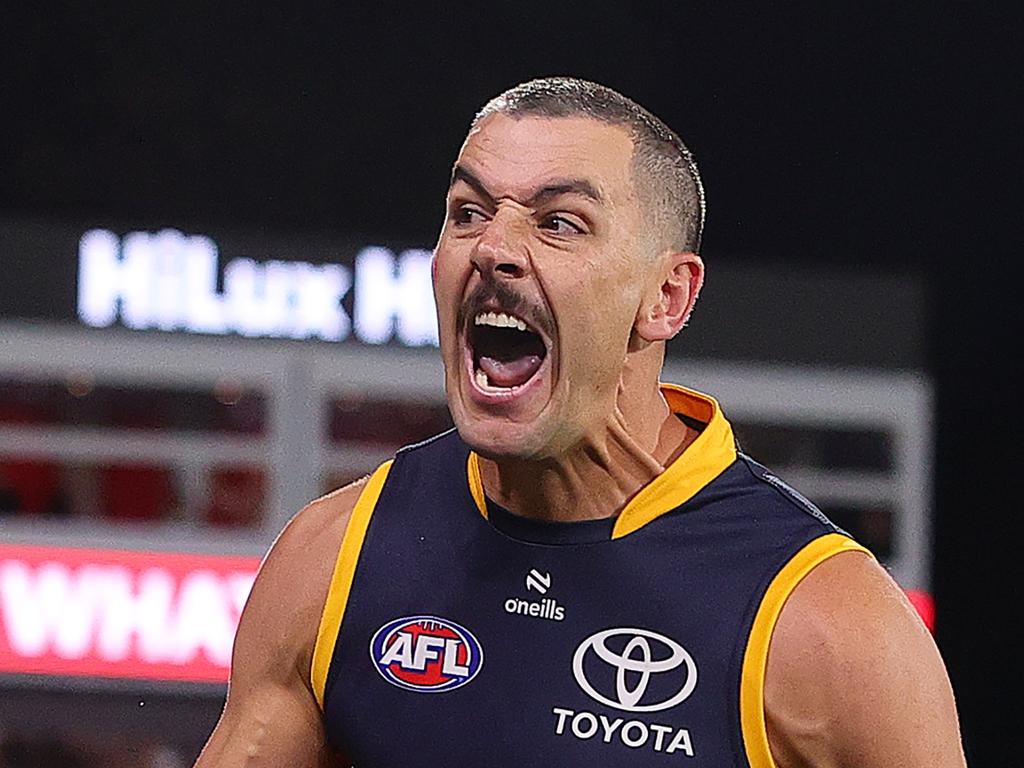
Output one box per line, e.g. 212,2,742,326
765,551,966,768
194,480,365,767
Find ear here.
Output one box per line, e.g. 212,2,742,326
633,251,705,343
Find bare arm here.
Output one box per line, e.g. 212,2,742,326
194,480,365,767
765,551,966,768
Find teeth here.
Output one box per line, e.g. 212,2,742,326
474,311,529,332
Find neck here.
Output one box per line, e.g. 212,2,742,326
477,356,696,523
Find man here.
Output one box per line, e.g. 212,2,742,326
196,78,965,767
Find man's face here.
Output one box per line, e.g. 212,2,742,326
433,114,654,460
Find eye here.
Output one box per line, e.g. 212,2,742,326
539,214,586,235
451,204,488,227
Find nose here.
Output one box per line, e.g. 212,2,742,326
470,214,530,280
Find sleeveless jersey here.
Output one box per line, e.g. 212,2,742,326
310,384,870,767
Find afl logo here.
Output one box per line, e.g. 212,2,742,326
572,628,697,712
370,615,483,693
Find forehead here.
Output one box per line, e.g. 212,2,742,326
455,114,636,202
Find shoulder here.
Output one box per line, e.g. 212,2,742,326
764,550,964,767
278,476,370,566
234,475,372,681
265,475,370,590
735,455,840,529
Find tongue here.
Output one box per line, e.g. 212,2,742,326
479,354,543,388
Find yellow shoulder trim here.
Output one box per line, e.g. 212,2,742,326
740,533,873,768
467,452,487,519
612,384,737,538
310,460,393,710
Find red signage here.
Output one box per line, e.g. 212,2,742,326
0,544,259,683
905,589,935,633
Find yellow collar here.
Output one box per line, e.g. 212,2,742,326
466,383,737,539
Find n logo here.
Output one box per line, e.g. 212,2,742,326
526,569,551,594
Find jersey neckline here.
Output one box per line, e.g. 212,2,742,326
465,383,738,541
485,497,618,544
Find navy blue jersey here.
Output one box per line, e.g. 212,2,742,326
310,385,869,767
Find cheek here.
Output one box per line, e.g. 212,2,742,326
557,276,636,363
587,265,643,332
431,246,464,316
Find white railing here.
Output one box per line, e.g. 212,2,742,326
1,321,931,590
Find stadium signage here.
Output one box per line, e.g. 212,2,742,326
0,543,259,684
77,228,439,346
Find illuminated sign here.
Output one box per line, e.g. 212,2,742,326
0,544,259,683
77,228,438,346
905,589,935,633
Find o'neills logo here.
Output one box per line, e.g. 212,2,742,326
503,596,565,622
504,569,566,622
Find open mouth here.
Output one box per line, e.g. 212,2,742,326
468,311,548,392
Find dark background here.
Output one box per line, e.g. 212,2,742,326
1,4,1018,764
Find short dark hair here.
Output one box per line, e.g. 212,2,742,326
473,77,705,253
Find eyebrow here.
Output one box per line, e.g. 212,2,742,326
450,165,604,208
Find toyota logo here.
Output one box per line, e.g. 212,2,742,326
572,628,698,713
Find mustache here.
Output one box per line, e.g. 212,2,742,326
456,280,554,340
